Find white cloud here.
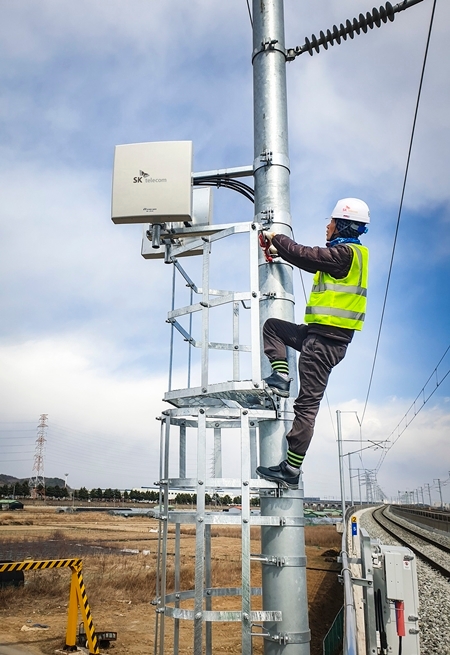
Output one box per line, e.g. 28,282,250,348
1,1,449,500
0,336,166,489
0,156,171,359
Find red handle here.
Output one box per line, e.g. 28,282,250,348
258,233,273,263
395,600,406,637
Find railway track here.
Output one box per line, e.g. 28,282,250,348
361,506,450,654
372,506,450,579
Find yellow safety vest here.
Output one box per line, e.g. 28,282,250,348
304,244,369,331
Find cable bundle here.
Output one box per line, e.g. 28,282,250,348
194,176,255,203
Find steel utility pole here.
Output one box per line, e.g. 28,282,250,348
419,486,424,505
434,478,444,509
348,453,354,506
424,482,432,506
336,411,347,520
253,1,310,653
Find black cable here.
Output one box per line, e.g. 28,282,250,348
220,179,255,201
194,177,255,203
194,174,253,188
194,176,255,198
375,588,388,654
361,0,437,424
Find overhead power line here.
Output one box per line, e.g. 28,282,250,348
375,342,450,472
361,0,438,424
1,459,34,464
0,421,36,425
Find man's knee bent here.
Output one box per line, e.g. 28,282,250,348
263,317,284,335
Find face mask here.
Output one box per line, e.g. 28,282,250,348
335,219,366,239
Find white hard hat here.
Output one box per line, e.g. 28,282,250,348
331,198,370,224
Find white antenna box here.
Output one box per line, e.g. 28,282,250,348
111,141,193,224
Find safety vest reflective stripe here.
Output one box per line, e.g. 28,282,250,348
350,245,364,286
305,306,366,321
311,282,367,296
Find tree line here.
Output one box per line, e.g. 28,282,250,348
0,484,260,506
0,483,159,502
173,493,260,507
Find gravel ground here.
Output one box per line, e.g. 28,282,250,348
360,508,450,655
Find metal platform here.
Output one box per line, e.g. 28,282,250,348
164,380,277,409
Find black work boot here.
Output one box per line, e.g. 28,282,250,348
263,370,291,398
256,460,299,490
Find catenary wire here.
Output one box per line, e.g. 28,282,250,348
360,0,437,425
245,0,253,28
374,342,450,472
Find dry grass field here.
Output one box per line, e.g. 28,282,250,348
0,506,342,655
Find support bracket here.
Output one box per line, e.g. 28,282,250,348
251,554,307,568
252,38,287,62
253,151,290,173
266,629,311,645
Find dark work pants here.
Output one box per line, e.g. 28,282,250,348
263,318,348,457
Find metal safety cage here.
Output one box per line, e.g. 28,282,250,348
162,220,282,410
152,406,308,655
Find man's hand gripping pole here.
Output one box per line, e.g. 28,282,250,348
259,232,274,263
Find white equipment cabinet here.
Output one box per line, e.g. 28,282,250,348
360,529,420,655
372,545,420,655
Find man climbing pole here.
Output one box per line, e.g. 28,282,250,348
256,198,370,489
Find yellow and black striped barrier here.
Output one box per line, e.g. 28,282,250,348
0,558,82,573
0,559,100,654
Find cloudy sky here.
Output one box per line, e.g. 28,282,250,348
1,0,449,504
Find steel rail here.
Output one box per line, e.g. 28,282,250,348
372,507,450,579
386,507,450,555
